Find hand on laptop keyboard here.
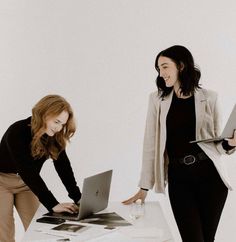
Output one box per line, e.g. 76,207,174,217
52,202,79,214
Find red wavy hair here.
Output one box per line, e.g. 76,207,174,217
31,95,76,160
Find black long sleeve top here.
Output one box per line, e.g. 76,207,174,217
0,117,81,211
166,92,202,158
166,92,234,159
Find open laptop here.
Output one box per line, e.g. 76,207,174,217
43,170,113,221
190,104,236,143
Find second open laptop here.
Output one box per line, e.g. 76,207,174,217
190,104,236,143
43,169,113,221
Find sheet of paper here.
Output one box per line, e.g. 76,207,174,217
24,239,70,242
80,212,131,227
36,223,115,242
120,227,164,238
86,230,136,242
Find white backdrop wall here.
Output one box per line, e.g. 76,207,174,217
0,1,236,241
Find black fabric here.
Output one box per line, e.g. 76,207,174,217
166,92,202,159
221,140,235,151
168,159,228,242
166,93,230,242
0,117,81,211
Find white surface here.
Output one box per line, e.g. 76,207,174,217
21,201,173,242
0,1,235,242
88,231,137,242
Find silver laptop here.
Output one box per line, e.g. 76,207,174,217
190,104,236,143
43,170,112,221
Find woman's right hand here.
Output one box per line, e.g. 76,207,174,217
122,189,148,205
52,203,79,214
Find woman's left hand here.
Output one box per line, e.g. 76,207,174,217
225,130,236,147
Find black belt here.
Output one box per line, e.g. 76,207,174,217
171,152,209,165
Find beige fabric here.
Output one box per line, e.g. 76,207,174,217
0,172,39,242
138,88,235,193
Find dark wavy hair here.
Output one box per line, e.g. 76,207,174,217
155,45,201,97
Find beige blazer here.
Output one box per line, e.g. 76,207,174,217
138,88,235,193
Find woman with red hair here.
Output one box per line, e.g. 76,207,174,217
0,94,81,242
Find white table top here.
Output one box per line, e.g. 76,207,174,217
21,201,174,242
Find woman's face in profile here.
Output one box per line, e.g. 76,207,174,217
158,56,180,88
44,110,69,136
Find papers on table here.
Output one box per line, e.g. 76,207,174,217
23,232,134,242
121,226,164,239
33,222,117,242
75,227,165,242
87,230,136,242
26,225,165,242
24,208,168,242
23,239,71,242
80,212,132,227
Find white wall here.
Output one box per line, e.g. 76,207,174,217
1,1,236,241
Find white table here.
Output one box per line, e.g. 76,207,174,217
22,201,174,242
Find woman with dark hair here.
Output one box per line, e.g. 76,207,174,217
123,45,236,242
0,95,81,242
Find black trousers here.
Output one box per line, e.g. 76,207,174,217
168,158,228,242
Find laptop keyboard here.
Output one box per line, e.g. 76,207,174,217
56,212,79,217
44,211,79,220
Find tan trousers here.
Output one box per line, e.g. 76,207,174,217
0,173,40,242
